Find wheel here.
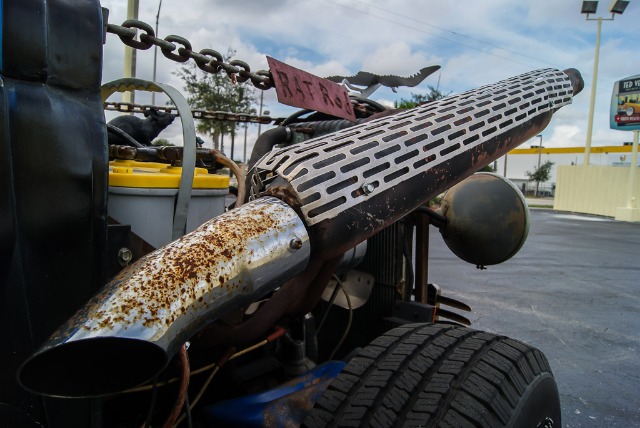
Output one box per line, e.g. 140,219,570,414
304,323,560,428
627,106,635,116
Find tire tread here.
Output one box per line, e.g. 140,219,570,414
303,323,557,428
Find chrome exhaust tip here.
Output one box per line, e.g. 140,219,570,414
18,197,310,398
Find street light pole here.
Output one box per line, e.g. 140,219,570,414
123,0,139,105
580,0,629,165
257,91,264,136
503,154,508,178
583,16,602,166
626,130,639,208
243,122,248,164
151,0,163,106
616,129,640,221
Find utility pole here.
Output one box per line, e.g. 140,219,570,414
536,135,543,197
123,0,139,105
151,0,163,106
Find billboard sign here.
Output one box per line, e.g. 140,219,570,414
611,74,640,131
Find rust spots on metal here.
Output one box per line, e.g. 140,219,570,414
263,184,303,218
69,200,294,337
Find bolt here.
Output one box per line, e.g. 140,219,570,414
117,247,133,267
361,182,375,195
289,237,303,251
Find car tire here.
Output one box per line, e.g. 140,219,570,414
303,323,560,428
627,107,635,116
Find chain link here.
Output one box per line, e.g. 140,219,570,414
106,19,274,90
104,101,274,124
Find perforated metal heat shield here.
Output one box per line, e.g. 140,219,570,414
251,69,581,258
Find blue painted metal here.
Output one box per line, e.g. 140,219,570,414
199,361,346,427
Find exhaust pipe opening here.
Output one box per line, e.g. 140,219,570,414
18,337,167,398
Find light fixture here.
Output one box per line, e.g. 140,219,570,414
609,0,629,14
581,1,599,14
580,0,630,166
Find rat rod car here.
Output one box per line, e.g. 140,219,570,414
1,0,583,426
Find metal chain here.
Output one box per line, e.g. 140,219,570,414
106,19,274,90
104,101,275,124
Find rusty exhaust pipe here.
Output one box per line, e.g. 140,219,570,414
18,197,310,398
251,68,583,258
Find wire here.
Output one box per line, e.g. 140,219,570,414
184,339,268,379
173,348,235,427
413,206,448,229
184,394,193,428
171,327,286,426
141,377,159,428
208,149,246,206
173,366,219,428
119,327,288,426
328,275,353,360
162,345,190,428
351,0,559,69
316,282,342,336
189,326,286,376
322,0,535,69
122,327,285,395
324,0,615,90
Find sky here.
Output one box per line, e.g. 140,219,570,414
99,0,640,160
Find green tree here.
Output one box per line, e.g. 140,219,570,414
394,85,450,109
526,160,554,197
174,50,258,150
526,160,554,183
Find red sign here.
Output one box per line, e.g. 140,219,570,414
267,56,356,122
614,114,640,124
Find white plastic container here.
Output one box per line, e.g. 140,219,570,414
108,160,229,248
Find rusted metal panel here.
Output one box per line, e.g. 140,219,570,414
268,56,356,122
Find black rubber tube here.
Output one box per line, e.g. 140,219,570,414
247,126,291,169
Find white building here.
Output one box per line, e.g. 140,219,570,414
491,144,638,196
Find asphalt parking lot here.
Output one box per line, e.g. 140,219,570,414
427,208,640,427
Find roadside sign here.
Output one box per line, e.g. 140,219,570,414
610,74,640,131
607,153,640,166
267,57,356,122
